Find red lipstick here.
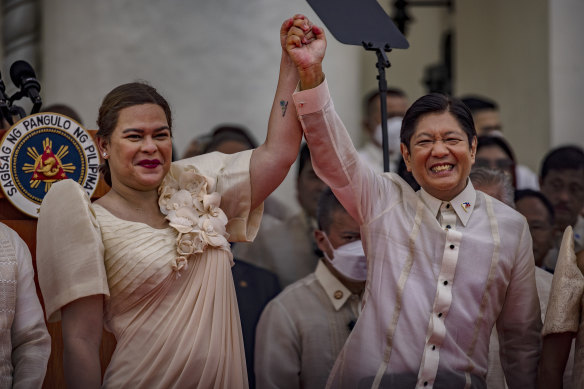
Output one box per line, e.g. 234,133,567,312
138,159,161,169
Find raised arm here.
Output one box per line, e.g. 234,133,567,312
285,15,326,91
282,15,380,225
249,17,308,210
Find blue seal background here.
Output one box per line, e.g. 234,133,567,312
11,128,87,204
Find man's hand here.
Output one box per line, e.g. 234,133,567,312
282,14,326,90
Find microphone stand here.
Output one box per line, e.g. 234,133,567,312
0,80,13,126
9,89,41,115
363,41,392,173
304,0,409,173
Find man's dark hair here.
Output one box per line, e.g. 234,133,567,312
397,158,420,191
515,189,555,225
459,95,498,114
203,124,258,153
400,93,476,151
317,187,345,233
297,143,311,178
364,87,407,114
476,135,515,162
540,145,584,180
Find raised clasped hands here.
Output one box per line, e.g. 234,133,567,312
280,14,326,90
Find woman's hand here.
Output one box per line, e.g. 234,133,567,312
283,14,326,90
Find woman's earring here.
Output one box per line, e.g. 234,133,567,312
102,152,108,158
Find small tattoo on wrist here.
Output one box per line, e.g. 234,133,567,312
280,100,288,117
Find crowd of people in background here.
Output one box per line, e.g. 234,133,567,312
0,13,582,389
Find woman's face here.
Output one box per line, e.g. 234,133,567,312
99,103,172,192
475,145,515,179
401,112,477,201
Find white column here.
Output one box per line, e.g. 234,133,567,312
548,0,584,149
455,0,551,172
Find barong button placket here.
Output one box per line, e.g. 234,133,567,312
417,200,461,388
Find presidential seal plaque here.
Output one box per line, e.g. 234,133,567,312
0,113,100,218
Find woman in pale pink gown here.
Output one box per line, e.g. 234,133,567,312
36,18,307,388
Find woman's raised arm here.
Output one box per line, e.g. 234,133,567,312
249,16,316,210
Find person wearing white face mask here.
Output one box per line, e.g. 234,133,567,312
254,188,365,389
358,88,409,173
320,235,367,282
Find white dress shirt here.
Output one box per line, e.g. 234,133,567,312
255,261,360,389
515,164,539,190
292,80,541,389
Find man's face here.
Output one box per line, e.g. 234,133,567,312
515,196,555,266
540,169,584,230
297,160,328,219
365,95,409,134
401,112,477,201
473,109,502,136
314,208,361,260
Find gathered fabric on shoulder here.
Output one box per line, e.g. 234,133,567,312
36,149,261,388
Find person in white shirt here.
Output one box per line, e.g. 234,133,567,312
255,188,364,389
281,15,541,388
515,190,557,271
0,223,50,388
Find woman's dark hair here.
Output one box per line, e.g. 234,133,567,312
400,93,476,151
96,82,172,186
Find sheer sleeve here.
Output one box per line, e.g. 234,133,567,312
36,179,109,322
171,149,263,243
543,226,584,335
